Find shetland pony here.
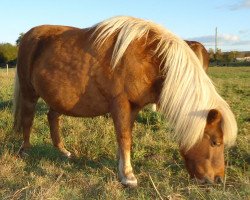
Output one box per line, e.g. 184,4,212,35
14,16,237,187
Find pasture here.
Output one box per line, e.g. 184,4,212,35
0,67,249,199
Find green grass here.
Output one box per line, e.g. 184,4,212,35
0,67,249,199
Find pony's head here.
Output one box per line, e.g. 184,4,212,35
181,109,225,183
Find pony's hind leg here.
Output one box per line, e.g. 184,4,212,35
18,96,38,156
47,108,71,158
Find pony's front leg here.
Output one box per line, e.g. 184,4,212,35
111,95,138,187
47,108,71,158
117,130,137,187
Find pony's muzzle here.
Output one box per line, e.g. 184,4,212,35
197,175,224,185
214,176,224,184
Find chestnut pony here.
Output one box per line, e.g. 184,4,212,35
13,16,237,187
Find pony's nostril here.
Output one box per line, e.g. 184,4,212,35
215,176,223,184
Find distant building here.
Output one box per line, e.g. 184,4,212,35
236,57,250,62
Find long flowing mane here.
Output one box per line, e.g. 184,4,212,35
92,16,237,151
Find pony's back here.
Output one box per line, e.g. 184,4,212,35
185,40,209,72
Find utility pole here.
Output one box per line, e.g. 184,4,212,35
215,27,217,53
215,27,218,65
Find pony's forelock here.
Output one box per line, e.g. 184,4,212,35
92,16,237,151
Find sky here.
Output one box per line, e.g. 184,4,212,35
0,0,250,52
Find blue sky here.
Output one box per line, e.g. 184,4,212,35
0,0,250,51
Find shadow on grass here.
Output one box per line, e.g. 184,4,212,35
228,146,250,167
0,98,48,116
136,110,161,125
0,100,12,110
35,101,48,116
21,143,117,177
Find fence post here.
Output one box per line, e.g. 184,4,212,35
6,64,9,75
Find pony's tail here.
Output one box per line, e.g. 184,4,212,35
13,68,22,132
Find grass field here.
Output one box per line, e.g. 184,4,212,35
0,67,249,200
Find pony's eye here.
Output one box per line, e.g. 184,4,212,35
211,140,221,147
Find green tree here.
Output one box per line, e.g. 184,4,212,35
208,48,215,62
0,43,18,65
230,51,238,62
215,48,223,62
16,33,24,46
223,51,239,64
0,51,7,64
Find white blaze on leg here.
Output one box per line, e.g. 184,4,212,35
152,104,157,112
118,149,138,187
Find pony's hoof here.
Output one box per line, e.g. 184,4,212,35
59,148,72,158
121,175,138,187
18,148,29,158
64,151,72,158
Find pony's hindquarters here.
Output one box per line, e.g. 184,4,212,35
184,40,209,72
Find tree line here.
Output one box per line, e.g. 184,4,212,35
0,33,23,67
0,33,249,67
208,48,250,66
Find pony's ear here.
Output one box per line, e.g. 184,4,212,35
207,109,222,125
206,109,223,146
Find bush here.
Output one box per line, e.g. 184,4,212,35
0,43,18,65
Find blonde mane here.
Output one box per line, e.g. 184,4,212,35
92,16,237,151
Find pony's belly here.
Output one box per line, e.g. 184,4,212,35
64,97,110,117
41,90,110,118
32,66,110,117
42,95,109,117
